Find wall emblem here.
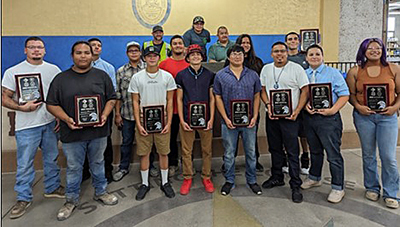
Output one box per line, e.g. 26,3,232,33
132,0,171,28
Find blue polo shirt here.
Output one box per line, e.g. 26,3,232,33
175,66,215,122
213,66,261,119
305,64,349,104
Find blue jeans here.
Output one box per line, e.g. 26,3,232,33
221,123,257,184
14,121,61,202
119,118,136,171
303,113,344,190
62,137,108,205
353,110,399,199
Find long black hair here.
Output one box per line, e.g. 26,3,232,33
235,34,263,74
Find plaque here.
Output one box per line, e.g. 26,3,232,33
270,89,292,118
300,29,319,51
75,95,101,126
188,102,208,129
364,83,389,111
15,73,44,104
143,105,165,133
309,83,332,109
230,100,251,126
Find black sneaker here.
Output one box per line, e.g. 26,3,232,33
135,184,150,201
262,177,285,189
221,182,235,196
160,182,175,198
292,188,303,203
247,183,262,195
256,162,264,172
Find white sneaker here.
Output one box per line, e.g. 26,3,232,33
300,168,309,175
365,191,379,201
385,198,399,209
282,166,289,174
327,189,345,203
301,178,322,189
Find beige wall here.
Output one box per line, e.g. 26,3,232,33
2,0,320,36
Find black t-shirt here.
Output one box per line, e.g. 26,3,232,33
175,66,215,122
288,51,309,69
47,67,116,143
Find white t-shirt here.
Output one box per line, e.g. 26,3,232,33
2,60,61,131
260,61,309,112
128,69,176,118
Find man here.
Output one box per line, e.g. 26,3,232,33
208,26,235,62
113,41,146,182
46,41,118,221
285,31,310,175
301,44,349,203
2,36,64,219
260,42,309,203
159,35,190,176
128,46,176,200
214,44,262,196
88,37,116,183
176,44,215,195
183,16,211,61
143,25,171,63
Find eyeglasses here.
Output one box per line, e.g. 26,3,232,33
127,50,140,53
26,46,44,50
272,49,287,53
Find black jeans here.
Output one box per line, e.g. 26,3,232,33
303,112,344,189
168,114,180,166
266,115,302,189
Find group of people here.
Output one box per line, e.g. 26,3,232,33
2,15,399,222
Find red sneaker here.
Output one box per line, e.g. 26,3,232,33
202,179,215,193
180,179,192,195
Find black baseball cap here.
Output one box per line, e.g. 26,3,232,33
152,25,163,33
193,16,205,24
143,46,160,57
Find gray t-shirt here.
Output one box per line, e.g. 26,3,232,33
288,52,309,70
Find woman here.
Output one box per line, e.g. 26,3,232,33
346,38,400,209
223,34,264,171
301,44,349,204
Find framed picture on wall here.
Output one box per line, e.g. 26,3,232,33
300,29,319,51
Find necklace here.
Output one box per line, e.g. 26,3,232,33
189,66,203,79
273,65,285,89
146,70,159,79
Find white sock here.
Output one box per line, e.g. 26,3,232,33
161,169,168,185
141,170,149,186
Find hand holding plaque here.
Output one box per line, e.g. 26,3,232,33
309,83,332,110
188,102,208,129
143,105,165,133
364,84,389,112
75,95,101,127
15,73,44,104
230,100,251,127
270,89,292,118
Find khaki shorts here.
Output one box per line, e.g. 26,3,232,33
135,126,171,156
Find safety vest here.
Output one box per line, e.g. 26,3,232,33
143,41,171,63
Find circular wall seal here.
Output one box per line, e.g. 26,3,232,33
132,0,171,29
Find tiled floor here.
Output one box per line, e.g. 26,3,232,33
2,148,400,227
